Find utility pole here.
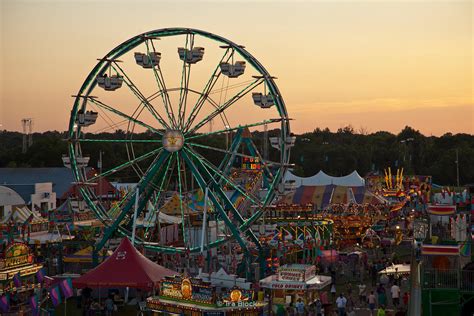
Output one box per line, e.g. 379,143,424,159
21,118,33,153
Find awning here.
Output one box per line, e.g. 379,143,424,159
428,204,456,216
259,274,331,290
378,264,411,276
421,244,460,256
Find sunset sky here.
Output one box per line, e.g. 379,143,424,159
1,0,472,136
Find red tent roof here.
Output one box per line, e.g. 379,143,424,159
73,238,176,290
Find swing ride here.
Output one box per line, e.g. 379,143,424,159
67,28,293,274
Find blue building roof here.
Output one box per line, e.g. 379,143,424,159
0,168,74,199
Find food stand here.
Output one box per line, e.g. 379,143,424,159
147,275,267,315
0,242,44,315
259,264,331,306
0,242,43,294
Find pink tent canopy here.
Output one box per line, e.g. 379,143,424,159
73,238,176,290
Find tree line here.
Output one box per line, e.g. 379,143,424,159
1,126,472,186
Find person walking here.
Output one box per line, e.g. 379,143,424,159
314,298,323,316
391,283,401,307
402,291,410,307
295,298,305,316
368,290,377,316
336,293,347,316
377,284,387,307
377,305,386,316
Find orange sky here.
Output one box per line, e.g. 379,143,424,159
1,0,472,135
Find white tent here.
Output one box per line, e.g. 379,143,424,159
284,170,365,187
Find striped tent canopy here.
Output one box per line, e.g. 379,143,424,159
421,244,460,256
278,185,386,209
0,206,46,224
427,204,456,216
63,246,112,263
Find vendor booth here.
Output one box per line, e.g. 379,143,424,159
73,237,175,290
0,242,43,294
146,275,267,315
0,242,44,314
259,264,331,307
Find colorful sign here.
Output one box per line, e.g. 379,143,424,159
0,243,32,270
241,157,261,170
160,276,213,305
277,265,316,282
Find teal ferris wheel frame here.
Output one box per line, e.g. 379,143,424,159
67,28,292,256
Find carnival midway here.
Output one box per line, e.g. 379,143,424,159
0,28,473,316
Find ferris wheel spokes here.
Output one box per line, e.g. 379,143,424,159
183,47,233,132
177,33,194,129
87,147,163,182
182,147,263,250
106,150,172,236
183,146,262,207
88,98,164,135
110,62,171,130
180,149,251,254
185,77,264,135
186,118,282,141
144,39,178,129
141,155,175,238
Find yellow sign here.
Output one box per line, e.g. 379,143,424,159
181,278,193,299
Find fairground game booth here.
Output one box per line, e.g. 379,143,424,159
259,264,331,308
147,275,267,315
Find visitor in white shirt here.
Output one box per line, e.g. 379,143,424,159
336,293,347,316
391,283,401,307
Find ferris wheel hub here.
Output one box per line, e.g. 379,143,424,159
162,129,185,152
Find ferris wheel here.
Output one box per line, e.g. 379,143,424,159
67,28,293,257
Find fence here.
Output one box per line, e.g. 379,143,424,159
422,268,474,291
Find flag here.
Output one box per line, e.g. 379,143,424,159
460,241,471,257
295,233,304,247
314,229,321,246
0,294,9,312
36,268,46,283
29,294,39,316
50,286,62,306
13,273,22,288
59,278,74,299
272,229,281,241
283,228,293,241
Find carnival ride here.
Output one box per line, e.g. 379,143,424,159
67,28,293,275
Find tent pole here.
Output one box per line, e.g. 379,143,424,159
126,188,139,304
131,187,140,244
200,188,209,253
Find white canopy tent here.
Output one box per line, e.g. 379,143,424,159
284,170,365,188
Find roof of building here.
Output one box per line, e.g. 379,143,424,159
4,184,35,204
0,168,74,198
0,185,25,206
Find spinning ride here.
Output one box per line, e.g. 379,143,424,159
67,28,292,268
